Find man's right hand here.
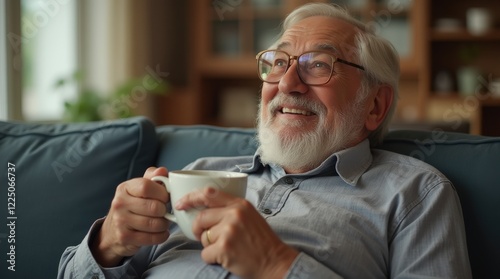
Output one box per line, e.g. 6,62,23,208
91,167,171,267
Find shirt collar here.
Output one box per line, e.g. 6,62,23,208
334,139,372,186
236,149,264,173
237,139,372,186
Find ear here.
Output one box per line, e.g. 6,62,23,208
364,85,394,132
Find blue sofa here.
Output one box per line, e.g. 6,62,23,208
0,116,499,278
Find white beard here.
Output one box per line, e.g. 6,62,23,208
257,94,365,172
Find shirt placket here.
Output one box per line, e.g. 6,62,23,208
257,176,299,217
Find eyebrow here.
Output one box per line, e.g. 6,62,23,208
315,43,340,55
275,42,340,55
276,42,290,50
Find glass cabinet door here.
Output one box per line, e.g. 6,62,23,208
209,0,284,58
326,0,414,61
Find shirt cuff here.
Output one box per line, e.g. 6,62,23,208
60,218,136,279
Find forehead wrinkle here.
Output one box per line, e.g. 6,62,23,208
276,40,341,56
276,41,290,50
277,16,360,58
315,43,340,55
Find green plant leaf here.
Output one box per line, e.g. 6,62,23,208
57,70,169,122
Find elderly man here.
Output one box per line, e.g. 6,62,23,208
58,3,472,278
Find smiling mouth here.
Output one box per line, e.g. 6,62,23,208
280,107,314,116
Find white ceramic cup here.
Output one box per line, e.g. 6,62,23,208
152,170,248,240
467,8,493,35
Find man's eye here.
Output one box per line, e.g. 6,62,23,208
312,62,329,68
308,61,331,72
274,59,287,67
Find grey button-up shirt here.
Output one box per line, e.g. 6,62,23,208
58,140,472,278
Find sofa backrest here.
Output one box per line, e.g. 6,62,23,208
380,130,500,278
155,125,258,171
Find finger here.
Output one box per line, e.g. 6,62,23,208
99,212,170,259
199,229,235,270
192,207,226,240
192,198,255,240
175,187,234,211
125,177,169,204
144,166,168,179
200,244,224,267
201,229,216,247
126,195,168,217
124,214,170,234
113,181,168,217
116,227,170,249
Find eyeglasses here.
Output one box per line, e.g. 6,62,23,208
256,49,365,86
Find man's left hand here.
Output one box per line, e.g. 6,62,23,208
175,187,299,278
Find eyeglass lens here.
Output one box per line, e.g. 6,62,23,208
258,50,335,85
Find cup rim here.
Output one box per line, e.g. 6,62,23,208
170,170,248,178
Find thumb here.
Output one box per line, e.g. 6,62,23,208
144,166,168,179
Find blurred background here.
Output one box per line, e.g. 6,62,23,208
2,0,500,135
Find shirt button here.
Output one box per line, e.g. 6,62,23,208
284,177,294,184
262,208,272,215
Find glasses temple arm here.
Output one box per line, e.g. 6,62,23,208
336,58,365,71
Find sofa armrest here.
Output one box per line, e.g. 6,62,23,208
0,117,158,279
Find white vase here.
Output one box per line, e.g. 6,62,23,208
457,67,480,96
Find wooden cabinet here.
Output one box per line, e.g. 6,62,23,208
420,0,500,135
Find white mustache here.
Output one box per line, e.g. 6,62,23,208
267,94,327,117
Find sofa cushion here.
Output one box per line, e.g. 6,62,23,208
0,117,158,279
380,129,500,279
155,125,258,171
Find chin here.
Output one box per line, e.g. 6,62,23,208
256,94,366,172
257,113,362,173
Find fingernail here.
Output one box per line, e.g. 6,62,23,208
174,200,183,210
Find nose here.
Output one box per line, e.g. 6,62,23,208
278,61,309,95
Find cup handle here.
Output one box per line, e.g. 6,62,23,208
151,176,177,222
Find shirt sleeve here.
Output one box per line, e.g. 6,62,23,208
285,252,344,279
389,181,472,278
57,218,150,279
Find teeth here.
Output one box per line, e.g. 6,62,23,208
282,107,313,116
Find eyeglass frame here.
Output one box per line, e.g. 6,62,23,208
255,49,365,86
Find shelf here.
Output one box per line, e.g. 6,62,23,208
431,29,500,41
199,58,259,78
480,97,500,106
430,92,500,105
423,0,500,135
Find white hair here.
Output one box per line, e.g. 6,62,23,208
276,3,400,145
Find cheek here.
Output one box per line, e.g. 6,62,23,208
325,74,362,107
261,83,276,102
332,65,363,91
317,90,347,119
319,83,361,124
260,83,277,114
259,102,270,122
